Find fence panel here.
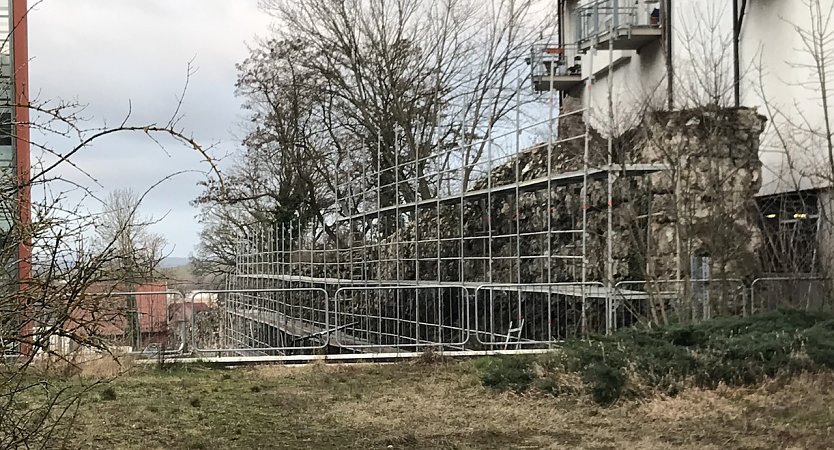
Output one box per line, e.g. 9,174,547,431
473,283,606,347
612,279,747,329
751,277,832,315
189,288,329,356
332,285,469,352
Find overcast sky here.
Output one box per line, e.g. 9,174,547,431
29,0,272,257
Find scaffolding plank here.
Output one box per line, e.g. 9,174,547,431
227,308,401,353
336,164,666,222
236,273,648,299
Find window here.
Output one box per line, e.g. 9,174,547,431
756,191,819,274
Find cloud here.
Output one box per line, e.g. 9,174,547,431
29,0,271,255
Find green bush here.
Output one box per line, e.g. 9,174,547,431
99,386,117,401
473,355,535,392
473,310,834,406
584,363,626,405
806,324,834,369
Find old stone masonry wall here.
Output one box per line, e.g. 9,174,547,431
370,106,767,285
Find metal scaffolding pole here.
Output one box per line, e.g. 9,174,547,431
348,156,354,289
414,140,420,286
377,129,382,286
335,162,341,289
281,223,287,340
362,144,369,333
376,129,383,343
395,128,402,349
515,76,523,338
581,45,596,336
487,136,493,286
606,21,615,335
547,50,556,344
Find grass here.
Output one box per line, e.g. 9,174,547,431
13,310,834,449
46,359,834,449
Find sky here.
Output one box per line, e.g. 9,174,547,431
29,0,272,257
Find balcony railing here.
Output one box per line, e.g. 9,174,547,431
530,44,582,78
528,44,583,92
575,0,661,48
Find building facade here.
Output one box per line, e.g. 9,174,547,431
532,0,834,276
1,0,30,353
0,0,29,282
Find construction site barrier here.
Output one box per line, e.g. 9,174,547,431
472,282,606,347
612,279,747,328
98,276,834,360
331,285,470,351
189,288,330,356
27,290,186,360
750,277,832,315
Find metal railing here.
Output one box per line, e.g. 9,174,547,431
750,276,832,315
332,285,470,351
29,289,186,360
576,0,661,45
51,275,831,362
529,44,582,78
190,288,330,356
612,279,747,328
473,283,606,347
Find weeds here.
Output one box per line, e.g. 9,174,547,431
99,386,117,401
472,355,535,392
475,310,834,405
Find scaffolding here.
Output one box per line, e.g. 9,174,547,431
212,31,673,356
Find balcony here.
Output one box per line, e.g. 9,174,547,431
576,0,662,51
528,45,583,93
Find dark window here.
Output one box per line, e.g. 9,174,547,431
756,191,819,274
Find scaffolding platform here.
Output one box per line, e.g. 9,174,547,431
237,273,662,299
227,308,402,353
336,163,666,223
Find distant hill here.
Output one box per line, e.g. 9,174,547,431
159,257,190,269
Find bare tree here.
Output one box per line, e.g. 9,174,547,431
191,203,247,284
193,0,556,272
1,72,218,448
674,2,736,108
95,187,169,282
90,187,169,349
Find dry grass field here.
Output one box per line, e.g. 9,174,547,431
61,360,834,449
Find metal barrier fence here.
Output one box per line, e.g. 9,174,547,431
190,288,329,356
612,279,747,329
332,285,469,351
751,277,832,315
55,276,833,361
473,283,606,348
134,290,188,355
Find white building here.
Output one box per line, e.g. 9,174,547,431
531,0,834,275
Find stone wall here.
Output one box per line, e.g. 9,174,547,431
369,106,767,285
276,106,767,288
642,108,766,282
